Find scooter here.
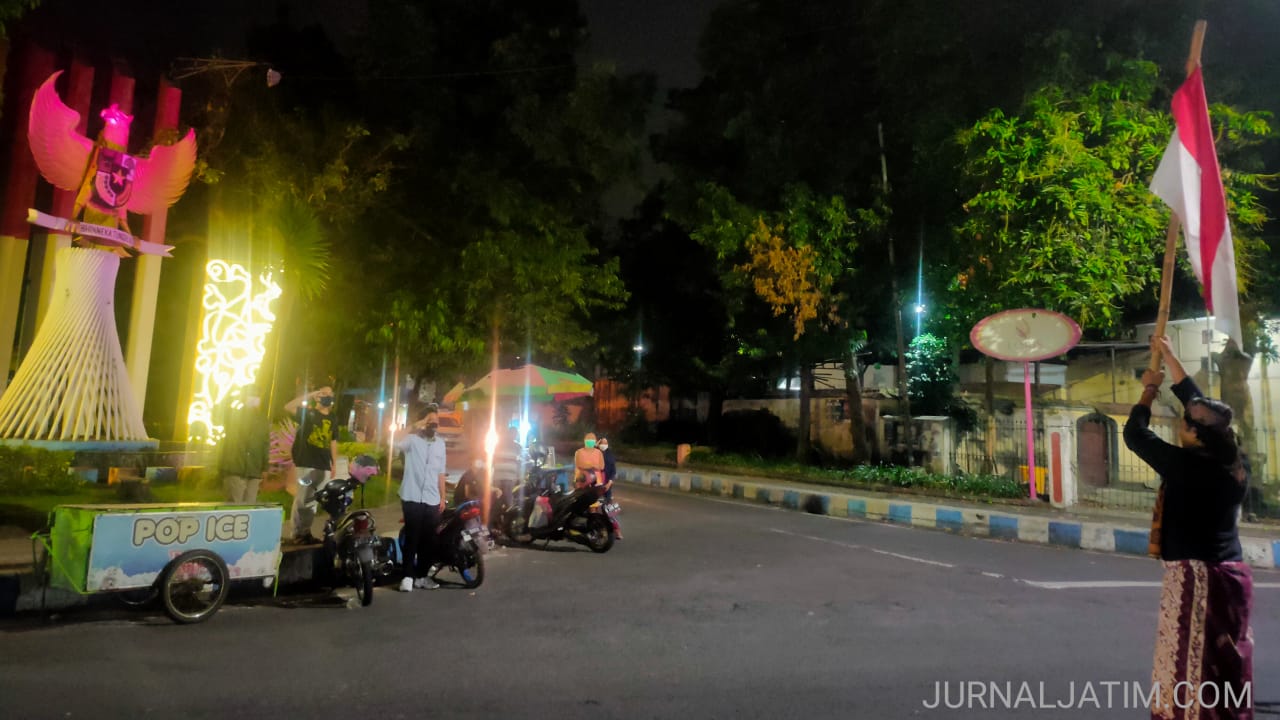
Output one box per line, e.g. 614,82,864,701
502,465,614,553
315,455,395,606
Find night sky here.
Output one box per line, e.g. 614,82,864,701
14,0,715,85
580,0,716,91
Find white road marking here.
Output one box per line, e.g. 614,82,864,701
1020,580,1280,590
1019,580,1162,590
767,528,956,568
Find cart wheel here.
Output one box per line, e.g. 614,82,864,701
160,550,229,624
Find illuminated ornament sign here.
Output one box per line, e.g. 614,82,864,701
187,260,282,443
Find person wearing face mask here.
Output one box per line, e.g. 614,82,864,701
574,432,606,488
397,405,449,592
218,388,269,503
597,436,621,540
285,386,340,544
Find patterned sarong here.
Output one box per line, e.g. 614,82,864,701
1152,560,1253,719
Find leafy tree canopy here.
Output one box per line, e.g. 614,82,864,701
939,59,1274,344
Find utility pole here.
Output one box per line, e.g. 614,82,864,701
879,123,912,461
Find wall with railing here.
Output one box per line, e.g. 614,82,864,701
936,406,1279,519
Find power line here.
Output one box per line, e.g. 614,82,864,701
289,63,578,83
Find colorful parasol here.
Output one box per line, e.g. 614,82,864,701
441,381,467,405
461,364,593,403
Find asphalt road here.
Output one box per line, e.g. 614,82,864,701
3,484,1278,719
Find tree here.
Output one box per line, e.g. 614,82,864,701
595,192,730,399
0,0,36,36
659,0,902,463
944,59,1274,342
690,183,879,461
342,0,652,380
906,333,974,430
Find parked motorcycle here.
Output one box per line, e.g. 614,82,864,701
501,455,614,553
412,499,487,588
315,455,394,606
395,500,486,588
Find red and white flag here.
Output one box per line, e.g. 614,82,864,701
1149,66,1242,347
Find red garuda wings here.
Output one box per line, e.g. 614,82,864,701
28,70,196,218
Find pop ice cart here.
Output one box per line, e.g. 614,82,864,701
37,503,283,623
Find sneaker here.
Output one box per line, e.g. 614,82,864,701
399,577,414,593
293,533,321,546
414,577,440,590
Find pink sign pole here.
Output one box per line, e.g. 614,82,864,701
1023,361,1036,500
970,309,1081,503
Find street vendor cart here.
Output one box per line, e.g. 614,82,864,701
37,503,283,624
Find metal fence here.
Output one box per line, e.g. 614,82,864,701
949,414,1280,520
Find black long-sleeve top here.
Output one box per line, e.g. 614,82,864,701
1122,377,1245,563
602,447,617,482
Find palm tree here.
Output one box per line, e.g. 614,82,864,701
260,196,331,418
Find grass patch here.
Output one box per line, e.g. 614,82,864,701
617,445,1027,503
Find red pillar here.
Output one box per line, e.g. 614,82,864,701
127,77,182,413
108,65,134,115
0,42,57,394
1050,431,1064,505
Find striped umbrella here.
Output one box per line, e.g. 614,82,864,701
462,364,593,403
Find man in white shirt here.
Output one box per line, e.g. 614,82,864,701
397,406,448,592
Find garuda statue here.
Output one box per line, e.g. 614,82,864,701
0,71,197,443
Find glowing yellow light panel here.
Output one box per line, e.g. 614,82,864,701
188,260,282,443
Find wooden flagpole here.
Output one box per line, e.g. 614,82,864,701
1147,20,1207,558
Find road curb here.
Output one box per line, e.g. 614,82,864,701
617,464,1280,570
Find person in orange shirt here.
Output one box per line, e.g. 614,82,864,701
573,432,605,488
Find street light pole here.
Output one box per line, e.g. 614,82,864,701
386,325,400,491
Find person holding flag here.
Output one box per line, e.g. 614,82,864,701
1125,337,1252,718
1133,24,1254,718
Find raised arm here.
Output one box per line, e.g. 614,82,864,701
1123,367,1184,480
1152,335,1188,384
284,386,332,415
1151,335,1203,405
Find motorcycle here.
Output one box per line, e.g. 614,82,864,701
315,455,394,606
501,454,614,553
402,499,487,589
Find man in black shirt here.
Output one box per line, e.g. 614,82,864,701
1124,339,1246,562
285,386,340,544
